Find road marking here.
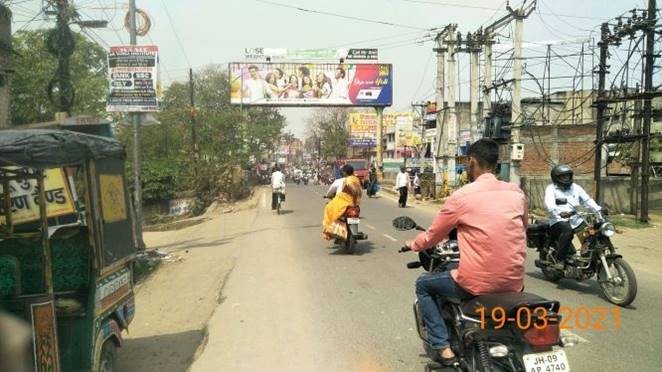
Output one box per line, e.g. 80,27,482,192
383,234,398,242
365,224,376,230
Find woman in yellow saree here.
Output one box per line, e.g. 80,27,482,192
322,165,363,240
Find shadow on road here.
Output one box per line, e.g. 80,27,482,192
116,329,203,372
328,240,377,256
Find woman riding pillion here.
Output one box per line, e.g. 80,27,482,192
322,165,362,240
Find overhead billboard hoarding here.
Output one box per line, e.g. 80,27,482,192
107,45,159,112
229,63,393,107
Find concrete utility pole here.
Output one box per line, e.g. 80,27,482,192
445,26,458,189
482,40,493,122
640,0,657,223
469,34,481,142
129,0,145,249
593,23,609,206
0,5,11,128
375,106,384,182
507,1,536,185
433,26,449,195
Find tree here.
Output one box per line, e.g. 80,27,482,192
305,107,350,159
116,64,286,209
10,30,107,125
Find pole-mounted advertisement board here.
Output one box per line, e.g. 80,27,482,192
106,45,159,112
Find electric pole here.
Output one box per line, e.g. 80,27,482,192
189,68,199,161
128,0,145,249
0,4,11,128
640,0,657,223
593,23,609,205
433,26,449,198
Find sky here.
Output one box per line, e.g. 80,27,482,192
8,0,647,137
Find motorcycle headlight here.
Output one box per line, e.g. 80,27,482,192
600,222,616,237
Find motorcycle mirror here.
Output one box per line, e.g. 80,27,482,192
392,216,417,231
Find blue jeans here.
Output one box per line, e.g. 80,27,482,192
416,271,473,350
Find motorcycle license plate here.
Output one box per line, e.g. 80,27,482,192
523,350,570,372
347,218,360,224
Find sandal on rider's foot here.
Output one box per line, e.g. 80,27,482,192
438,348,457,366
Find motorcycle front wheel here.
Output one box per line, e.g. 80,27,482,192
598,257,637,306
539,252,562,282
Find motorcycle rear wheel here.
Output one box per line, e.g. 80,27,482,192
345,235,355,254
598,257,637,306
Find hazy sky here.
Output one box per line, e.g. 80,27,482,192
10,0,645,137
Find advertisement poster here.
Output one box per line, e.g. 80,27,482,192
0,168,75,225
107,45,159,112
229,63,392,107
348,113,378,147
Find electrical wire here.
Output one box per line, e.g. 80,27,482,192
159,0,191,68
254,0,431,31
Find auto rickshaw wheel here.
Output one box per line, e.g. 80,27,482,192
99,340,117,372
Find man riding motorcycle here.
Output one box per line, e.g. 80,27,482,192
544,164,602,269
404,139,528,366
271,165,286,210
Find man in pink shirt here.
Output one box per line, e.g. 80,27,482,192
405,139,528,365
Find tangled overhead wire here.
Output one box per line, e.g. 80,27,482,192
124,8,152,37
46,21,75,113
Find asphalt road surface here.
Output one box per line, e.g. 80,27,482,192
189,184,662,372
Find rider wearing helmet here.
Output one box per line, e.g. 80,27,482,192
545,164,602,268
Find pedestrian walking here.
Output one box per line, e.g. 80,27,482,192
413,172,422,199
396,165,411,207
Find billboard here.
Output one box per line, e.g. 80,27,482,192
107,45,159,112
347,112,417,148
229,63,392,107
244,48,378,61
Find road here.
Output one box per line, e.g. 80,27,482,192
177,184,661,372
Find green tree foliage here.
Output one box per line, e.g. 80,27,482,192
116,65,286,210
10,30,107,125
305,108,350,160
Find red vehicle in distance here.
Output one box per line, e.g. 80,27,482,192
337,158,370,187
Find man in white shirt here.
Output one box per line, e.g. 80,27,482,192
396,166,411,208
244,65,267,103
271,166,286,210
544,164,601,268
331,67,349,100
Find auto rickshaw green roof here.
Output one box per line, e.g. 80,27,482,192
0,129,125,168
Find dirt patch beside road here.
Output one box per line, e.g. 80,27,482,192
116,189,265,372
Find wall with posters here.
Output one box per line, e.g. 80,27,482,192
229,63,392,106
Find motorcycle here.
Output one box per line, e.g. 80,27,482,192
303,175,309,185
393,216,577,372
324,196,368,254
527,210,637,306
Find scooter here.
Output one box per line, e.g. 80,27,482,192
393,216,577,372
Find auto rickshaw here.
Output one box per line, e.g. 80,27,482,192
0,129,136,372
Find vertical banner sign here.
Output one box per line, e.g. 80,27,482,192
107,45,159,112
395,114,415,148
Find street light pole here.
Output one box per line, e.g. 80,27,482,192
128,0,145,249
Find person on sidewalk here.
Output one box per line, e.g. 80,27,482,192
396,166,411,208
404,138,527,366
271,166,286,210
413,172,422,199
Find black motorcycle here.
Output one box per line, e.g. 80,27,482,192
527,210,637,306
393,216,576,372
